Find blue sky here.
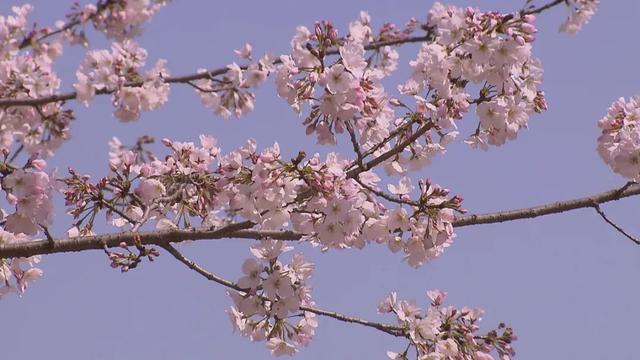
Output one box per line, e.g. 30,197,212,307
2,1,639,359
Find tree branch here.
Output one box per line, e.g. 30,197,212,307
592,203,640,245
524,0,566,16
161,242,405,336
1,183,638,259
452,183,640,227
346,122,433,178
345,120,365,170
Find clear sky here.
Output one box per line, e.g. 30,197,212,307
2,1,639,359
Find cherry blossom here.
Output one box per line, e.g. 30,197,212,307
74,40,169,121
379,291,516,359
90,0,168,40
0,1,618,359
403,3,547,148
0,229,43,298
228,241,316,355
559,0,599,34
597,96,640,181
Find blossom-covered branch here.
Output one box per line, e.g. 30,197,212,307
17,0,119,50
163,241,516,357
1,182,636,259
0,0,608,358
0,35,430,109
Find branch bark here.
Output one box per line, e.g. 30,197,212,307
1,183,637,259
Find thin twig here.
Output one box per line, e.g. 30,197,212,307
524,0,566,16
592,203,640,245
161,242,244,290
17,0,119,50
354,177,419,207
161,242,405,336
345,121,365,170
346,122,433,178
7,145,24,164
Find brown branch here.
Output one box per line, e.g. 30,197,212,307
452,183,640,227
0,223,302,259
161,242,405,336
354,177,420,207
345,120,365,170
1,183,638,259
524,0,566,16
359,116,417,160
346,122,433,178
592,203,640,245
161,242,244,290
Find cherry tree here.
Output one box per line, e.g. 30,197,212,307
0,0,636,358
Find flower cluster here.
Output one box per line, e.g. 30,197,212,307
380,291,516,360
597,96,640,181
1,158,54,236
64,133,465,268
228,240,316,356
64,134,220,234
87,0,168,40
0,5,71,157
402,3,546,149
0,4,33,57
294,162,464,267
193,54,271,119
0,229,43,298
559,0,599,34
74,40,169,121
275,16,400,147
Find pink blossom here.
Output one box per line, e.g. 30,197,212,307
134,178,166,204
266,338,297,356
234,43,253,60
559,0,599,34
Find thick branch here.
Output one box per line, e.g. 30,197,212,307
0,183,637,259
162,243,405,336
452,183,640,227
0,225,303,259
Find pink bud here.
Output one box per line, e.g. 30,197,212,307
521,23,536,34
